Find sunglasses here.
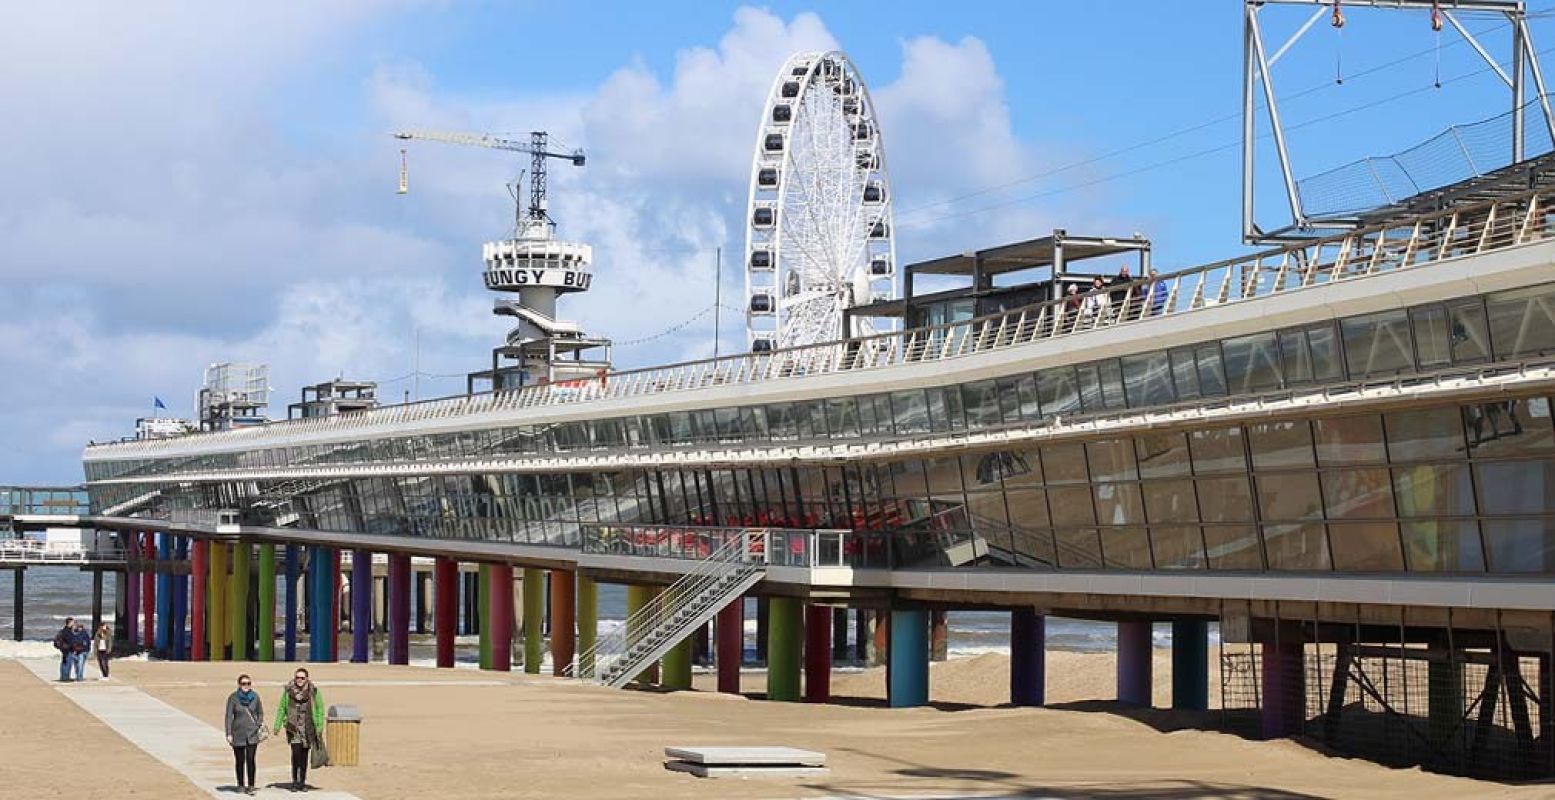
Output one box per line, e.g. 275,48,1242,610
239,681,252,686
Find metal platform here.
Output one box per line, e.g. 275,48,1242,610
663,746,828,778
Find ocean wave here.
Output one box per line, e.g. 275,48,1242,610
0,640,66,659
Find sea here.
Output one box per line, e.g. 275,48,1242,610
0,568,1214,663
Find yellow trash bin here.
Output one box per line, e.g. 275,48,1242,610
325,705,362,767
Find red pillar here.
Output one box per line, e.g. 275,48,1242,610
489,564,514,672
434,558,457,668
388,553,411,666
804,604,832,703
140,533,156,648
716,599,743,695
329,549,342,662
548,570,575,677
190,540,207,661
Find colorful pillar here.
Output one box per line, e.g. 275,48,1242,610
170,536,189,660
155,533,173,654
1171,619,1209,712
548,569,575,677
388,553,411,666
490,564,514,672
140,532,155,649
257,544,276,662
1010,608,1046,706
804,604,832,703
1261,637,1306,739
283,545,299,662
766,596,802,702
521,567,543,674
307,546,332,663
434,558,457,668
208,542,227,662
1117,621,1153,706
888,609,929,708
124,533,139,650
576,576,598,677
330,549,342,662
414,571,429,635
478,565,493,670
661,635,693,690
625,585,658,684
715,598,743,695
190,539,207,661
230,542,250,661
351,549,372,663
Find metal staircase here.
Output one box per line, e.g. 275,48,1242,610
569,530,767,688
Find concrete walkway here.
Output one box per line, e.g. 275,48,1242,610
19,659,360,799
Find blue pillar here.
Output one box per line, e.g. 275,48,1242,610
283,545,300,662
1117,620,1153,706
1010,608,1046,706
888,609,929,708
170,536,189,660
154,533,172,654
308,546,332,663
351,549,371,664
1171,619,1209,712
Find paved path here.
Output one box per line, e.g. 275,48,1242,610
18,659,360,799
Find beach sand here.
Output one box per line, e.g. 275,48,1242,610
7,653,1547,799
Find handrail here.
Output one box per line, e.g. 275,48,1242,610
85,185,1552,464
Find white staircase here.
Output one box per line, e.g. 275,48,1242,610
570,530,767,688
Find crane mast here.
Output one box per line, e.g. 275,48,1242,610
392,129,585,234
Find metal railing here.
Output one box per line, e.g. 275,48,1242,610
569,530,766,685
0,541,127,565
86,187,1555,462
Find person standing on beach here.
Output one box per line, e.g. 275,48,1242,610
225,674,266,794
273,667,327,792
53,617,75,681
93,623,113,680
69,620,90,681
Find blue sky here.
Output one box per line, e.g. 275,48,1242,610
2,2,1548,482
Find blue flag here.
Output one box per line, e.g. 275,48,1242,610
154,397,167,410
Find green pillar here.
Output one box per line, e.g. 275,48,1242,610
662,636,693,690
478,564,493,670
523,568,544,674
257,544,276,662
577,576,598,676
767,596,802,702
625,585,659,684
230,543,250,661
208,543,226,662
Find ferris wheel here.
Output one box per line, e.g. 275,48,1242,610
744,51,897,353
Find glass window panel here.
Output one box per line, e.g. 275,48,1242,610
1048,486,1096,527
1307,323,1344,381
1189,426,1246,474
1099,360,1127,409
966,451,1034,489
1411,306,1451,367
1449,300,1491,363
925,388,949,432
1342,309,1415,377
924,457,965,498
1256,473,1324,520
1314,415,1387,465
943,385,967,430
1010,526,1058,568
1328,521,1403,571
1480,518,1555,574
1041,443,1089,484
1150,526,1204,569
966,490,1010,532
1196,344,1228,396
1321,468,1394,519
1401,521,1485,573
1036,366,1081,416
1392,464,1475,517
1170,347,1201,400
992,449,1043,489
1085,439,1137,482
1054,528,1103,569
1100,528,1152,570
1122,351,1175,408
825,397,859,438
1263,523,1331,570
1135,431,1191,478
1004,489,1050,528
1475,459,1555,515
1279,329,1313,384
961,380,1003,429
995,377,1023,423
1464,397,1555,456
1014,374,1041,421
890,391,929,435
1222,331,1283,393
1486,284,1555,358
1249,420,1315,470
1384,407,1463,461
1077,364,1105,412
1203,525,1263,570
1143,479,1198,523
1094,483,1144,526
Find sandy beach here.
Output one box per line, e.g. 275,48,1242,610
4,652,1548,800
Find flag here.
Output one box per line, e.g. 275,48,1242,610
154,397,167,411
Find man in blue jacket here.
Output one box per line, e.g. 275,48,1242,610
68,621,91,681
53,617,76,681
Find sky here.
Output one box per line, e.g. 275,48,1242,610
3,1,1549,483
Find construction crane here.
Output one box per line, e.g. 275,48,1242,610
393,130,586,232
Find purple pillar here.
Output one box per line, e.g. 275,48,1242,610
388,553,411,665
1261,638,1307,739
1117,620,1152,706
351,549,371,663
1010,608,1046,706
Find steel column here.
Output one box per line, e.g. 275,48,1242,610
548,569,575,677
257,544,275,662
490,564,514,672
283,544,299,662
230,542,250,661
171,536,189,660
888,609,929,708
1117,620,1153,706
388,553,411,666
1010,608,1046,707
11,568,23,642
804,604,832,703
1261,637,1306,739
716,598,743,695
1171,619,1209,712
208,541,226,661
124,534,139,650
308,546,332,663
351,549,371,663
91,570,104,640
522,567,543,674
434,558,457,668
140,532,155,650
576,575,597,677
478,564,492,670
190,540,207,661
155,533,172,654
766,597,802,702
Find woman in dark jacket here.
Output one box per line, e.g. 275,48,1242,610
224,674,266,794
274,667,327,791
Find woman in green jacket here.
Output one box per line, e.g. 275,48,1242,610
273,667,326,791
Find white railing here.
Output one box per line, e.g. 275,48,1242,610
85,187,1555,463
0,541,127,565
